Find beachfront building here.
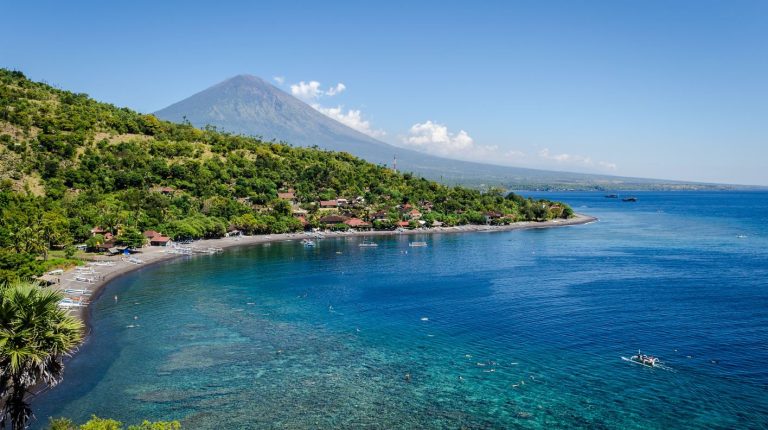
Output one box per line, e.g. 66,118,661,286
344,218,372,230
143,230,172,247
149,235,171,247
142,230,160,240
319,215,349,225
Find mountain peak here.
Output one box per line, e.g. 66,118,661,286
155,74,382,146
221,74,269,86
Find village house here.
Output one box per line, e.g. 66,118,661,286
407,209,422,220
143,230,172,247
319,215,349,225
484,211,503,224
277,191,296,201
90,226,108,236
319,199,339,208
371,210,388,221
142,230,160,240
151,186,176,195
344,218,371,230
396,221,411,229
149,235,172,247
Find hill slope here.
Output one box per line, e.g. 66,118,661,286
0,69,570,281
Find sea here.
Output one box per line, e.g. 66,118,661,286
32,191,768,429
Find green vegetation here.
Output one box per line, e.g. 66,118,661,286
0,281,84,430
0,69,571,282
48,416,180,430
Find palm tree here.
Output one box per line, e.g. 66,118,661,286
0,281,83,430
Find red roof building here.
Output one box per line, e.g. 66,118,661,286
396,221,411,228
319,215,349,224
344,218,371,229
149,235,172,246
142,230,160,239
320,200,339,208
408,209,422,219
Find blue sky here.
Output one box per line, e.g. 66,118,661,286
2,1,767,185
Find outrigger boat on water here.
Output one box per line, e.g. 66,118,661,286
622,350,664,368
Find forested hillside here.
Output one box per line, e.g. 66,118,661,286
0,69,571,282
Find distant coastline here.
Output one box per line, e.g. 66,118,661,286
56,213,596,334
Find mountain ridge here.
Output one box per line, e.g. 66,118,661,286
156,75,750,190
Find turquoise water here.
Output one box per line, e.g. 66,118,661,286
34,192,768,429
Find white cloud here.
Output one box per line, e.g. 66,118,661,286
398,122,617,173
538,148,617,171
290,80,346,101
273,76,285,85
314,105,385,138
400,120,527,163
288,79,382,138
290,80,324,101
326,83,346,96
404,121,475,153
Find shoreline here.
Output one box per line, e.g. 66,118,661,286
54,213,597,334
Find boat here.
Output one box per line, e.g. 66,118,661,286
622,197,638,202
605,194,619,198
89,261,115,267
301,239,316,247
409,241,428,247
622,350,661,368
64,288,92,296
58,297,88,308
359,241,378,247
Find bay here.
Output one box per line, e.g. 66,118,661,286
33,191,768,429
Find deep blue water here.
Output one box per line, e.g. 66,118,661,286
33,192,768,429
